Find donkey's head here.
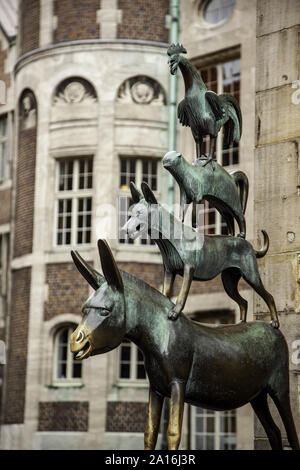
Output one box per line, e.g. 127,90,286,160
70,240,125,360
122,182,158,240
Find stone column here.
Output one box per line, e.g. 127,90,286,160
254,0,300,449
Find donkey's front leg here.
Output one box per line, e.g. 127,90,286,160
169,265,194,320
144,388,164,450
167,380,186,450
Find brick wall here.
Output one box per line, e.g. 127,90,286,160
44,263,90,321
19,0,40,56
0,188,11,225
118,262,250,297
38,401,89,431
14,127,37,258
3,267,31,424
117,0,169,42
106,401,147,432
53,0,99,43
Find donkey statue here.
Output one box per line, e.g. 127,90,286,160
122,181,279,328
70,239,299,450
163,150,248,238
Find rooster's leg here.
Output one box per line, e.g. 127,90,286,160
192,137,203,167
203,136,216,169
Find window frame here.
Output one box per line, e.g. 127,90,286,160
118,339,147,384
198,57,241,235
54,156,93,248
118,156,161,248
200,0,236,27
52,325,83,386
191,406,237,450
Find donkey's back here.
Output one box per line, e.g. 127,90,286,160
181,320,288,410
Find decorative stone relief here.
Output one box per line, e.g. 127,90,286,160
117,76,166,105
20,91,37,130
54,78,97,105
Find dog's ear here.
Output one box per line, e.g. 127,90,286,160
129,181,143,203
141,182,158,205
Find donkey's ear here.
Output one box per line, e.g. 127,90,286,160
97,239,124,291
71,251,105,290
130,181,143,203
141,182,158,204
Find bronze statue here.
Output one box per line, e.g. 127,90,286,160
167,43,242,166
122,182,279,328
70,239,299,451
163,150,248,238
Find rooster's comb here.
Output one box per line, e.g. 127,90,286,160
167,43,187,56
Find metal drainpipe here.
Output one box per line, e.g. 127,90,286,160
159,0,180,451
167,0,179,207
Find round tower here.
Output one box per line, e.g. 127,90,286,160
3,0,170,450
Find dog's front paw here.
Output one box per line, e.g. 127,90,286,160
270,319,280,329
168,308,181,321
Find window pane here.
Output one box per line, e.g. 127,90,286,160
78,157,93,189
77,197,92,245
58,345,67,361
120,363,130,379
59,328,68,344
57,362,67,379
72,361,82,378
58,160,73,191
57,199,72,246
121,345,131,362
137,364,146,379
120,158,136,189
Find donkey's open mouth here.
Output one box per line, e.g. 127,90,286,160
73,340,92,360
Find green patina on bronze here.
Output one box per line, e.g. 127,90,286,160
163,150,248,237
123,181,279,328
167,43,242,166
70,240,299,450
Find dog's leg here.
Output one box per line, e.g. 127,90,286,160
243,269,279,328
221,268,248,322
144,388,164,450
163,270,175,298
168,265,194,320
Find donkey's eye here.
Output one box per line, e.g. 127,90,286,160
99,308,111,317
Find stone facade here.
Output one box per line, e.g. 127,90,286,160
253,0,300,449
1,0,297,452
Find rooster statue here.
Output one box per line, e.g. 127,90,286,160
167,43,242,167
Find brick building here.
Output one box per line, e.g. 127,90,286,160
0,0,299,450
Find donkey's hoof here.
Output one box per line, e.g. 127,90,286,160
237,232,245,238
270,319,280,329
168,309,180,321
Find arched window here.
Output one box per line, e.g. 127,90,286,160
118,339,146,381
53,325,82,383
